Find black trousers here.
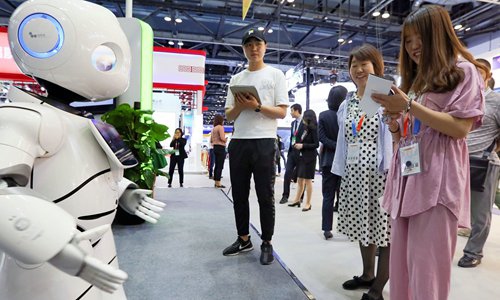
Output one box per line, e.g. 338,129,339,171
208,148,215,177
213,145,226,181
283,151,299,198
321,166,341,231
228,139,276,241
168,156,185,184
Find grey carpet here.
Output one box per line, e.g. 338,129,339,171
113,187,308,300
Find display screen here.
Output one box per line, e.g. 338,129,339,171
91,119,138,167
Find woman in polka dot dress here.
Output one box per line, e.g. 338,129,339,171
332,44,394,300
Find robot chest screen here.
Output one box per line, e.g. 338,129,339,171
91,119,138,167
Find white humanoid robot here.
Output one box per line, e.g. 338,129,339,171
0,0,165,299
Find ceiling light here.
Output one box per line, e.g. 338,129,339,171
454,24,463,30
372,11,381,17
268,28,273,33
258,26,265,31
465,27,471,31
381,11,390,19
168,41,174,46
348,40,353,44
175,18,182,23
323,16,328,20
314,55,319,59
338,38,345,43
178,41,184,46
287,0,295,3
164,16,172,22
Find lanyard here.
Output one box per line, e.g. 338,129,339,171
351,113,365,138
402,114,421,138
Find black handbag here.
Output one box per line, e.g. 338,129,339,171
469,141,496,192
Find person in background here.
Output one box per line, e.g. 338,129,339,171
332,44,393,300
280,103,303,204
457,58,500,268
211,114,227,188
287,109,319,212
276,134,285,176
208,142,215,179
319,85,348,240
372,5,487,300
168,128,188,188
222,29,288,265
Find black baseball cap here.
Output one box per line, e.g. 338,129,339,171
241,29,267,45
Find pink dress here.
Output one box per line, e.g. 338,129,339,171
382,60,484,227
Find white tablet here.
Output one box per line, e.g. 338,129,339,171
229,85,262,104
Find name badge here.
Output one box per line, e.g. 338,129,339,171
175,150,180,156
399,143,421,176
347,143,361,164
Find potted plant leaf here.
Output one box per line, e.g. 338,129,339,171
101,103,170,224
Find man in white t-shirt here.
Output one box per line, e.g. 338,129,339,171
222,29,289,265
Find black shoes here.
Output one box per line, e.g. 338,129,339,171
302,205,312,212
279,196,288,204
168,184,172,188
180,183,183,187
361,293,384,300
215,184,226,188
458,255,481,268
288,202,301,207
260,242,274,265
342,276,375,290
223,236,253,256
323,231,333,240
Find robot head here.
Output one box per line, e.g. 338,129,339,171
8,0,131,102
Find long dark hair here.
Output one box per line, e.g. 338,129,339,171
213,115,224,127
302,109,317,131
399,5,487,94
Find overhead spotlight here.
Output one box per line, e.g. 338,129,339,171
323,16,328,20
338,38,345,43
454,24,463,30
168,41,175,46
287,0,295,3
372,11,381,17
465,27,471,31
175,18,182,23
381,11,390,19
258,26,265,31
314,55,319,59
348,40,353,44
178,41,184,46
268,28,273,33
340,18,344,22
164,16,172,22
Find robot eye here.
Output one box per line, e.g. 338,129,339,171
91,45,117,72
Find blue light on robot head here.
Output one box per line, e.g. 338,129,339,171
18,13,64,59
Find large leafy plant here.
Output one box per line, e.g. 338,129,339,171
101,103,170,189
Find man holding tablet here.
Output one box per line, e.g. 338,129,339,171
223,29,289,265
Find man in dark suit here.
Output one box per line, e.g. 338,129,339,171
319,85,347,239
280,103,303,204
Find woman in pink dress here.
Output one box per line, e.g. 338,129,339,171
372,5,487,300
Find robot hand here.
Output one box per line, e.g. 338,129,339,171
49,225,127,293
119,189,165,224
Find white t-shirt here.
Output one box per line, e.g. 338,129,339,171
225,65,289,139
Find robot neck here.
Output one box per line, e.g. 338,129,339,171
9,86,92,118
35,78,89,105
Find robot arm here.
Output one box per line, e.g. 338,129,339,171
118,178,166,224
0,183,127,293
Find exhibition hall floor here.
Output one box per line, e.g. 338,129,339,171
115,162,500,300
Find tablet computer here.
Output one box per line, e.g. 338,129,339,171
359,74,393,117
229,85,262,104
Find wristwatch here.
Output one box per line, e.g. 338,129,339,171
254,104,262,112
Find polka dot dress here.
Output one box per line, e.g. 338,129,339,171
336,93,391,247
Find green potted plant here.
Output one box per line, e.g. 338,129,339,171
101,103,170,224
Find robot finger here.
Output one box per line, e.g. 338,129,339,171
141,199,164,212
143,197,166,208
73,224,110,243
137,205,161,219
135,210,158,224
135,189,153,196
